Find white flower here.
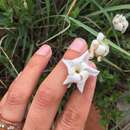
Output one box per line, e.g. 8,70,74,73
112,14,129,33
23,0,28,9
62,51,100,93
89,32,109,62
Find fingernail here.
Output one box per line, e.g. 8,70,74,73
36,44,51,56
69,38,86,52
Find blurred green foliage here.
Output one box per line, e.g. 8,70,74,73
0,0,130,129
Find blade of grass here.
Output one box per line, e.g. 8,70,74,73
90,0,111,23
81,16,101,30
101,58,130,73
25,43,34,64
0,47,18,75
11,37,20,58
37,15,71,46
104,39,130,57
69,16,98,36
79,1,90,12
126,13,130,18
103,58,122,72
52,0,58,14
0,79,7,88
59,0,77,44
67,0,77,16
87,4,130,17
0,36,18,75
64,0,71,15
45,0,50,37
58,1,70,15
45,0,50,16
22,32,27,59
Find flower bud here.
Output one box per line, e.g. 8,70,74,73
95,44,109,60
23,0,28,9
89,33,109,62
112,14,129,33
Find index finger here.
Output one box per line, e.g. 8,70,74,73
1,45,52,122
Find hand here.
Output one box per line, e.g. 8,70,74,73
0,38,97,130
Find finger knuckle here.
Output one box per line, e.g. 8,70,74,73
36,86,60,108
27,57,43,70
24,118,39,130
7,91,27,106
61,106,82,129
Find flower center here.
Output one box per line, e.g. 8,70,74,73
75,69,80,74
74,65,81,74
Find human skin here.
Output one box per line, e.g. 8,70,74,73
0,38,97,130
85,104,104,130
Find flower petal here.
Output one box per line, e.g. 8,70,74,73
97,32,105,42
62,50,100,93
86,65,100,76
72,51,90,64
62,59,74,74
63,74,81,85
112,14,129,33
77,81,86,93
80,71,89,81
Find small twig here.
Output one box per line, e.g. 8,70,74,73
81,16,102,30
123,70,130,73
67,0,77,16
11,37,20,58
103,58,130,73
0,35,7,46
32,24,60,29
122,123,130,130
0,47,18,75
0,27,16,30
103,58,123,72
0,79,7,89
0,36,18,75
37,15,71,46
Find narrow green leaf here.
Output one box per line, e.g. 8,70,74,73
103,58,122,72
69,16,98,36
87,4,130,17
104,39,130,57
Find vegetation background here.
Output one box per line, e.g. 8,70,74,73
0,0,130,129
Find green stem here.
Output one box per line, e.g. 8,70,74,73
102,58,122,72
104,39,130,57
